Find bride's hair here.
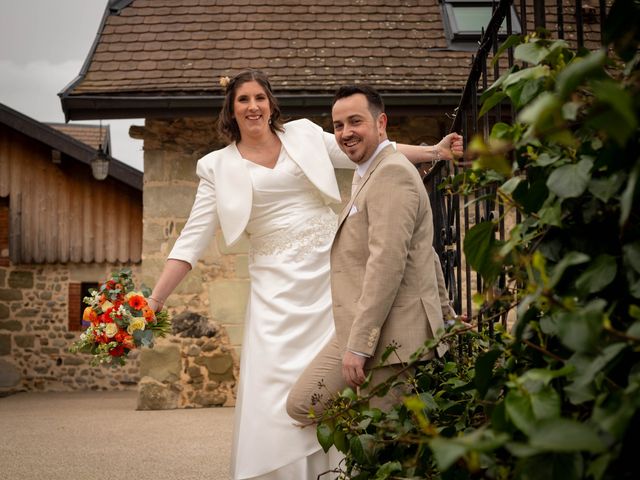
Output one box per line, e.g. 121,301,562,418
217,69,284,143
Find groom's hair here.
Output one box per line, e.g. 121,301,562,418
332,84,385,118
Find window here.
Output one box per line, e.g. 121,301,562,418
441,0,522,51
68,281,99,332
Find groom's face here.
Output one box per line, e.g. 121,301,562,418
332,93,387,165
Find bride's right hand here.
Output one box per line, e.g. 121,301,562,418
147,296,164,313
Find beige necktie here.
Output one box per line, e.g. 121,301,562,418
351,170,361,197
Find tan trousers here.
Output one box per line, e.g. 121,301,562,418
286,334,424,424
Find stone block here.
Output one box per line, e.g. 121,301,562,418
142,259,202,297
195,352,234,382
0,334,10,355
139,344,182,383
63,356,86,366
137,376,179,410
168,156,199,183
0,303,8,319
0,320,22,332
187,365,203,379
234,255,249,279
216,231,250,254
14,335,35,349
224,324,245,346
8,271,34,289
0,359,21,387
208,279,249,325
193,391,227,407
0,289,22,301
143,150,166,183
0,269,5,286
16,309,39,317
144,185,196,219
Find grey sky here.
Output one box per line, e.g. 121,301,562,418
0,0,143,171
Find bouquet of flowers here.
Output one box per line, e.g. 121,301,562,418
69,269,171,366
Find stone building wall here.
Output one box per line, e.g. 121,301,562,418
0,263,143,395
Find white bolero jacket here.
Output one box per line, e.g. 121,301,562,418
168,118,355,267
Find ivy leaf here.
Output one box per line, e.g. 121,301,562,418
623,241,640,273
479,91,508,118
555,49,606,98
620,162,639,227
505,390,535,436
530,386,561,421
429,437,469,471
575,254,617,294
374,461,402,479
515,41,550,64
528,418,605,453
518,91,562,130
556,299,606,353
350,434,377,465
546,158,593,199
548,251,590,288
333,428,348,453
515,453,585,480
588,172,625,203
474,349,502,398
317,423,334,453
499,176,523,195
493,34,523,65
464,221,501,283
591,79,637,128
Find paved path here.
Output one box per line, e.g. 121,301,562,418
0,391,234,480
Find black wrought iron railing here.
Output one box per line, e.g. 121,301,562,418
426,0,610,329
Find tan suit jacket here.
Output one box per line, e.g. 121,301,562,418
330,145,449,365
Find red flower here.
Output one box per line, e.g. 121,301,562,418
105,280,116,290
128,295,146,311
109,345,125,357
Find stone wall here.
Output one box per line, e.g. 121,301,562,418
137,336,235,409
0,263,143,395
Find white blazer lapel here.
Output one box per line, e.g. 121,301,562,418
278,120,341,203
211,143,253,246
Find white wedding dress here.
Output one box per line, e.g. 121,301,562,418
231,148,342,479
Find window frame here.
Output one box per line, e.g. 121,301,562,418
441,0,522,51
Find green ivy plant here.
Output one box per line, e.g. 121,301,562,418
314,1,640,478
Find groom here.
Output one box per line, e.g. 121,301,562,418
287,85,451,419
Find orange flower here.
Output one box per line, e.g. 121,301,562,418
128,295,146,311
142,307,155,322
82,307,97,324
122,335,135,349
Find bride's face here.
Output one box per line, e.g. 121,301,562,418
233,81,272,138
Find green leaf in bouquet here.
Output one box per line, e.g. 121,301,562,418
133,329,154,348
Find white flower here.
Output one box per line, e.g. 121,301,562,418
127,317,146,335
101,300,114,311
104,323,119,338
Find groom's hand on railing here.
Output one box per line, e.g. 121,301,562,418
436,132,464,162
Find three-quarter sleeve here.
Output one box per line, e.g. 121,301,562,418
167,160,219,268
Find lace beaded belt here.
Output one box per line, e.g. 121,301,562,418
249,210,338,260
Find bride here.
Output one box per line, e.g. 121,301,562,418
147,70,462,480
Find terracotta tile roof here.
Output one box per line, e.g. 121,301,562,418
66,0,472,97
47,123,111,152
